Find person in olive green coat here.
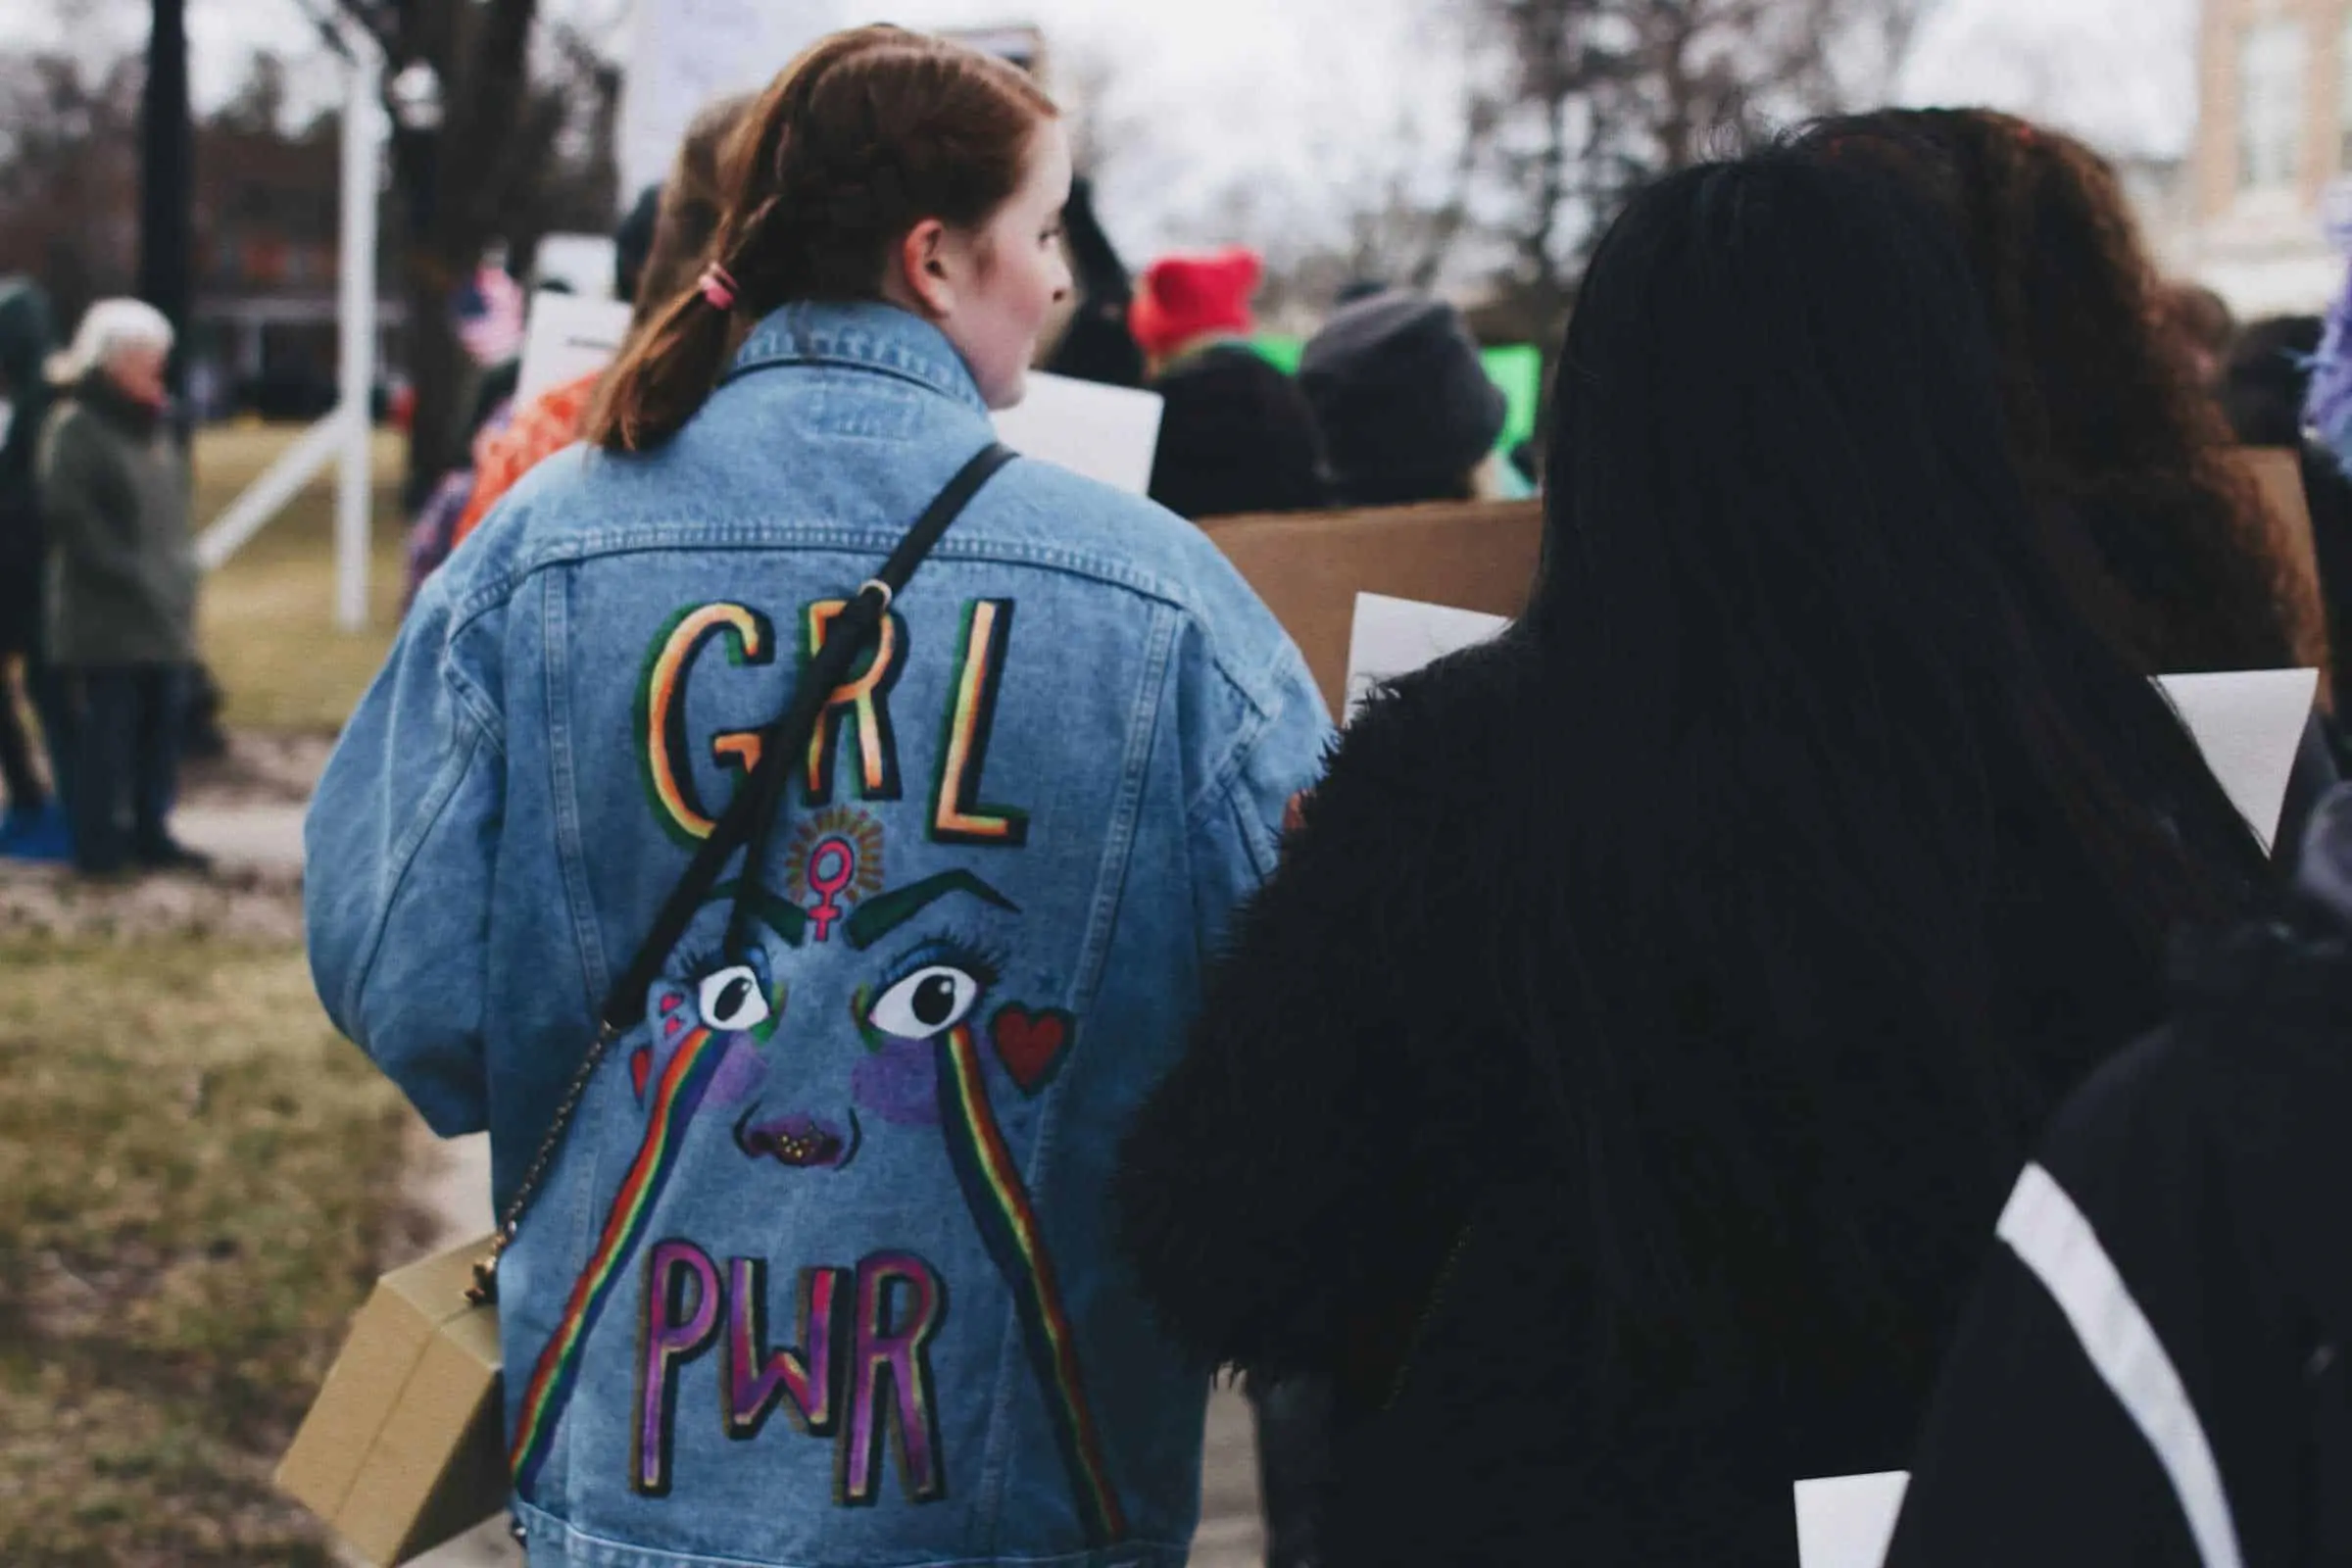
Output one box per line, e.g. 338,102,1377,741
35,299,207,875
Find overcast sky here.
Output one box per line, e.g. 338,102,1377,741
5,0,2202,250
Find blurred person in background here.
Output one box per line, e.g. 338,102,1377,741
2224,314,2352,717
1298,289,1524,507
1043,174,1146,388
1883,782,2352,1565
1800,111,2337,854
0,276,70,860
1115,149,2273,1564
35,299,208,877
1131,246,1328,520
446,124,732,553
2162,280,2235,393
1798,112,2310,683
404,176,676,606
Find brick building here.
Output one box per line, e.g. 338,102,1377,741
2184,0,2352,313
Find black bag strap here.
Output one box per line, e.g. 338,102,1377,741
472,441,1015,1298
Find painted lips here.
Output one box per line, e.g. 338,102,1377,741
733,1105,861,1170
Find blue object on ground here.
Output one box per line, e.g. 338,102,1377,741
0,799,74,862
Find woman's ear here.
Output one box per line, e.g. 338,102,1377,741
897,219,956,318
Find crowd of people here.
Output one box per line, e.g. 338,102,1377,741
397,121,1532,611
2,16,2346,1564
303,25,2352,1567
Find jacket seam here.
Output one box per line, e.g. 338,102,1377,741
1182,662,1276,833
441,539,1287,735
728,350,979,411
511,1498,1189,1567
1073,603,1179,1004
334,712,490,1028
543,568,611,1011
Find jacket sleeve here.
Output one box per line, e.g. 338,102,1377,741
1117,668,1496,1384
1885,1030,2241,1568
36,410,147,593
304,565,508,1137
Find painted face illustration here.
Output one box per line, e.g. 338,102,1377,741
628,809,1031,1178
514,594,1127,1543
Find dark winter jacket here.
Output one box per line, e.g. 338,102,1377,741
1884,785,2352,1568
36,376,197,667
1145,342,1328,521
1115,633,2221,1566
0,278,57,651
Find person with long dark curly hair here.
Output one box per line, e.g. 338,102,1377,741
1796,110,2319,683
1114,148,2272,1564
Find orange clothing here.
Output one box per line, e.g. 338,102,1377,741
451,370,602,547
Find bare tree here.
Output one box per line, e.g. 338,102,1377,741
1461,0,1941,346
0,20,144,331
314,0,549,498
1055,40,1151,186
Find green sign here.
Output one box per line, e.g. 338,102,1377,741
1248,334,1303,374
1481,344,1542,454
1249,335,1541,456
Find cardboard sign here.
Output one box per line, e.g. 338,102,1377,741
516,291,633,404
1795,1471,1909,1568
276,1238,507,1565
1200,499,1541,714
1345,592,1508,718
2153,668,2320,851
990,371,1165,495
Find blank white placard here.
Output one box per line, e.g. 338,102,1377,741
1795,1471,1910,1568
989,371,1165,496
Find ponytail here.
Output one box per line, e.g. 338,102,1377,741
587,25,1056,453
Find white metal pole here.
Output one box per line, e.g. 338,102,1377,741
334,31,382,631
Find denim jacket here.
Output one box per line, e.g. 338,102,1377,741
306,302,1331,1568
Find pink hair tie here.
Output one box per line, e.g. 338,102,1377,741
698,265,738,311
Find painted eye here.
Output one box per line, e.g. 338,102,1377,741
866,965,982,1040
698,964,771,1032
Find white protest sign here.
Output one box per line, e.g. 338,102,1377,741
2152,668,2318,852
990,371,1165,496
515,292,635,404
1795,1471,1909,1568
617,0,838,204
533,232,619,301
1343,592,1508,720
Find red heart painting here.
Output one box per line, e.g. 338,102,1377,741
990,1005,1075,1095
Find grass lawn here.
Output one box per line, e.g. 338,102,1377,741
0,937,412,1565
195,425,409,734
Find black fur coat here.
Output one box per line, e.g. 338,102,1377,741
1115,634,2205,1566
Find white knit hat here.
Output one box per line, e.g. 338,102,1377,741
46,297,174,386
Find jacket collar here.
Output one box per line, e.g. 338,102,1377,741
69,371,164,439
728,301,988,416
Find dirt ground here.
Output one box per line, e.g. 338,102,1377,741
0,731,327,943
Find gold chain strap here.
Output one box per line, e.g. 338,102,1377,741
466,1020,622,1305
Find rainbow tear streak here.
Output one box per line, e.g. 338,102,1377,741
511,1024,726,1495
935,1023,1127,1544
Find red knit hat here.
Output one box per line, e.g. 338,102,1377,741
1129,247,1262,361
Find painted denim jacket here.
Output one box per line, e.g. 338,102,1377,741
306,303,1331,1568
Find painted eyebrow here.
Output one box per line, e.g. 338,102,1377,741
710,883,808,949
846,871,1019,950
